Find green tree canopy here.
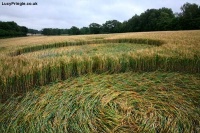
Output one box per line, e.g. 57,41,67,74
80,27,90,34
0,21,28,38
179,3,200,29
69,26,80,35
102,20,122,33
89,23,102,34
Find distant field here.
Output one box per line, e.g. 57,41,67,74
0,31,200,132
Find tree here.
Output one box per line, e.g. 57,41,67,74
80,27,90,34
156,8,175,30
69,26,80,35
28,29,41,34
139,9,158,31
181,3,200,19
20,26,28,35
89,23,102,34
126,15,141,32
41,28,63,35
60,29,69,35
102,20,122,33
0,21,28,37
179,3,200,29
121,21,129,33
132,8,175,31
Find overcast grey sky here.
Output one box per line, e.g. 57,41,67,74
0,0,200,30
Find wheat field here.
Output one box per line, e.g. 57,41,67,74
0,30,200,132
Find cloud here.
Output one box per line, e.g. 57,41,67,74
0,0,200,30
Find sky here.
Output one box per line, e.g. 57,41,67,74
0,0,200,30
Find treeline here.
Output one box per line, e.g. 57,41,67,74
0,21,28,38
41,2,200,35
28,29,41,34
